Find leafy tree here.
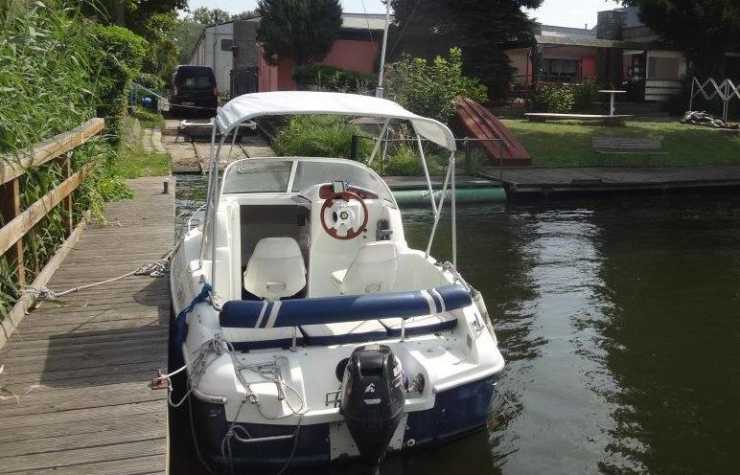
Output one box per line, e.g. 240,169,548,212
172,18,205,64
623,1,740,77
79,0,187,28
385,48,488,122
257,0,343,66
389,0,543,99
190,6,232,25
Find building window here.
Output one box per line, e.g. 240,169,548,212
541,58,580,82
648,56,680,80
221,39,234,51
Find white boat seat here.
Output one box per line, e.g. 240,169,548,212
300,320,388,346
331,241,398,295
244,237,306,300
380,313,458,337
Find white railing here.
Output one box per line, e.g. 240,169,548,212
689,77,740,121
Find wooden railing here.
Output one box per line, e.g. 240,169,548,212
0,118,104,348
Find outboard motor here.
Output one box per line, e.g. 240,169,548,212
341,344,405,468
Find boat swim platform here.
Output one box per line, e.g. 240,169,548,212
0,177,173,474
481,166,740,199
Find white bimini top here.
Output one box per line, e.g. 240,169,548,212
216,91,457,151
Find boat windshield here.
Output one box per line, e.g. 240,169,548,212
222,159,394,204
222,160,292,194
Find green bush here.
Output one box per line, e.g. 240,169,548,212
572,80,600,112
0,3,147,318
386,47,488,123
294,64,375,93
530,84,576,113
273,115,372,159
371,142,446,176
92,24,148,141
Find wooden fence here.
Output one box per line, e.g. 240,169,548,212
0,118,104,348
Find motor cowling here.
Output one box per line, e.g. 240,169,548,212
341,344,405,467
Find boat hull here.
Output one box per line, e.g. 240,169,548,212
189,375,498,469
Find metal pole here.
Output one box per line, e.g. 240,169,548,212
375,0,391,98
451,151,457,268
425,164,452,258
689,77,695,112
368,119,391,165
416,134,438,216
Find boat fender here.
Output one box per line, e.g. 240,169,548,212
174,284,212,350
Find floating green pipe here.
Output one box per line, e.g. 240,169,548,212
392,187,506,206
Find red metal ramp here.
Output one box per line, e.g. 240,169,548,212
455,97,531,166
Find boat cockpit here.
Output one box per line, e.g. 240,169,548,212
196,157,460,350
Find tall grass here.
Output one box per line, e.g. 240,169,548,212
272,115,372,159
0,1,143,317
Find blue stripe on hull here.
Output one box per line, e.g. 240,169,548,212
191,376,497,469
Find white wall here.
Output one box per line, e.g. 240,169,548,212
645,50,687,102
189,23,234,95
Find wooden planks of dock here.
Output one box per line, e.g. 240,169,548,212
0,177,173,474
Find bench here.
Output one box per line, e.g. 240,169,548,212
592,136,664,154
525,113,632,126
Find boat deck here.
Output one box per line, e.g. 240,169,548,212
0,177,173,474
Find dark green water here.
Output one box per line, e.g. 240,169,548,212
176,175,740,474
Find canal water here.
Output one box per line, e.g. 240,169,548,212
175,174,740,474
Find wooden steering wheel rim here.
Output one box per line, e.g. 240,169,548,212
320,191,369,240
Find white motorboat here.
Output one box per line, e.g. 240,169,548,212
169,91,505,471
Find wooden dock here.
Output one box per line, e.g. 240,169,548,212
482,166,740,199
0,177,173,474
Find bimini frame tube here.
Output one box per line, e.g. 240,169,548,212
451,150,457,267
425,151,454,260
199,123,219,270
209,130,227,294
416,134,438,216
367,118,391,166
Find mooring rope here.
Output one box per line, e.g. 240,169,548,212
22,245,178,302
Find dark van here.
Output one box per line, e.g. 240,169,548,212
169,65,218,116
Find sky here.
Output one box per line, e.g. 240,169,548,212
186,0,622,29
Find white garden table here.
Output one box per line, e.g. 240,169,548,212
599,90,627,116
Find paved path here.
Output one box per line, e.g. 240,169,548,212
0,177,173,474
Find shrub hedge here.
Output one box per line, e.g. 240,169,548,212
293,64,376,93
272,115,372,159
0,1,148,317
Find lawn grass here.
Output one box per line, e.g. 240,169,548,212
501,118,740,167
111,116,170,178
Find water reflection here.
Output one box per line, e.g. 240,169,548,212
591,197,740,474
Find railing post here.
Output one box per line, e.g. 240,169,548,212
64,153,74,235
463,138,473,175
350,135,359,161
0,178,26,286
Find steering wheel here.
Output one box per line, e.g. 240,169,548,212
320,190,369,240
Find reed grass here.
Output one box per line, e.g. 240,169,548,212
0,1,145,318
